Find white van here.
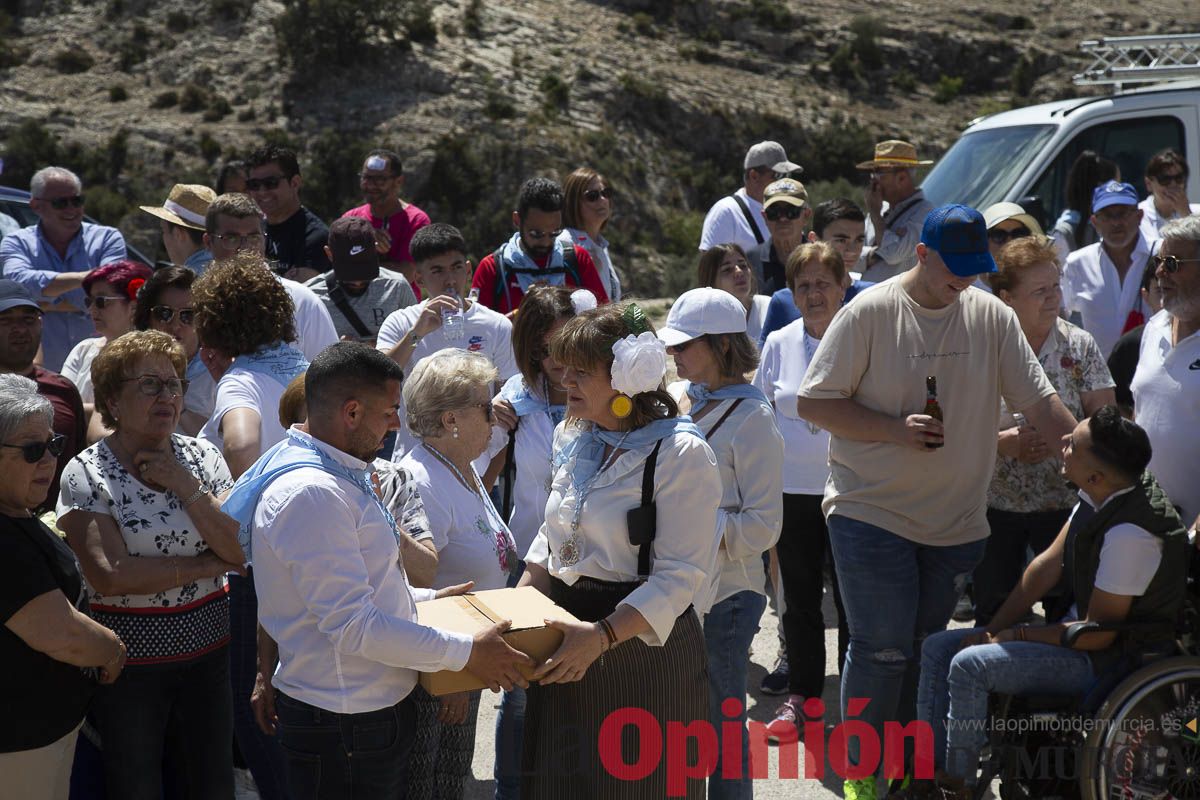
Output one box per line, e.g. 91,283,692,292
921,77,1200,230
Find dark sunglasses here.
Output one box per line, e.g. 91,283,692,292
151,305,195,325
47,195,85,210
1,434,66,464
669,337,702,352
524,228,563,241
987,227,1031,246
84,295,128,310
122,375,188,397
583,187,615,202
765,204,805,222
1153,255,1200,274
1151,172,1187,187
245,175,286,191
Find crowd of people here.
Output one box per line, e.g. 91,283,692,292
0,133,1198,800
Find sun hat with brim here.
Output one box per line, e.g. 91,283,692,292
139,184,217,231
1091,180,1139,213
0,279,41,314
856,139,934,170
763,178,809,209
656,287,748,347
921,204,997,278
982,202,1044,236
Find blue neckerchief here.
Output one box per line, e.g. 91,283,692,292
235,342,309,388
185,352,208,383
499,374,566,427
221,430,399,561
554,416,703,494
500,231,567,295
685,381,772,417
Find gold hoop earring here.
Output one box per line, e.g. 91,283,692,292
610,394,633,419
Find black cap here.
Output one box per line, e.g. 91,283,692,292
328,217,380,283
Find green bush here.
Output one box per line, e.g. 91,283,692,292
483,86,516,120
933,75,964,104
463,0,483,38
539,73,570,113
108,85,128,102
166,10,191,32
0,40,28,69
179,84,208,112
210,0,252,20
632,12,656,36
204,96,232,121
117,26,150,71
1010,55,1036,97
893,69,917,93
405,0,436,43
848,15,884,71
151,90,178,108
52,49,94,74
198,132,222,162
275,0,421,73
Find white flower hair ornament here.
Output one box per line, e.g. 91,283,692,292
608,304,666,418
570,289,598,315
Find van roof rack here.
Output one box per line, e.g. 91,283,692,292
1074,34,1200,89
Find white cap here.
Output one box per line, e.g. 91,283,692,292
982,202,1044,236
656,288,747,347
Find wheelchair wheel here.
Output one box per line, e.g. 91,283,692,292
1080,656,1200,800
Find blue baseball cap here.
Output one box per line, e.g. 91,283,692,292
1092,180,1139,213
921,204,996,278
0,279,40,314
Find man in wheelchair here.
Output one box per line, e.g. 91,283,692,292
899,407,1189,799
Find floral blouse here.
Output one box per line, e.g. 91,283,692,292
988,318,1115,513
57,435,234,665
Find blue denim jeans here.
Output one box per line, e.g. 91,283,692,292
917,627,1095,782
493,686,526,800
275,691,416,800
705,589,768,800
827,515,987,772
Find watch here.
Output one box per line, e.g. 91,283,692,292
408,330,423,345
182,481,211,507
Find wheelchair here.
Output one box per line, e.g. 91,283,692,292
974,569,1200,800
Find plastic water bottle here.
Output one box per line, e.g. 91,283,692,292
442,289,465,342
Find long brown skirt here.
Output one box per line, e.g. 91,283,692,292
521,577,708,799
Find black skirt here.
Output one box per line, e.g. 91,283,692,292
521,576,708,799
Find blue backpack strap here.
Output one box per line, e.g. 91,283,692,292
491,246,511,312
560,244,581,287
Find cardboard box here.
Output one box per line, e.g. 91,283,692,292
416,586,580,696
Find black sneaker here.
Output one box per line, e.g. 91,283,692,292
951,592,975,623
760,655,789,695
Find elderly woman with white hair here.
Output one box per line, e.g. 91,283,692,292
0,374,126,799
398,349,519,800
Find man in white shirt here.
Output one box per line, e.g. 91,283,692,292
1138,148,1200,243
203,193,339,362
377,223,518,460
1130,214,1200,528
698,141,802,253
245,343,532,800
1063,181,1156,357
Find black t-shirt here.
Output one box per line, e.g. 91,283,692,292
0,514,95,751
1107,324,1144,413
265,206,331,272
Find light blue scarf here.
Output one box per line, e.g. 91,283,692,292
685,381,772,417
185,352,208,384
499,231,568,295
222,429,398,561
499,374,566,427
554,416,703,495
235,342,309,388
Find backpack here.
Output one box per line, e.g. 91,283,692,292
491,245,581,313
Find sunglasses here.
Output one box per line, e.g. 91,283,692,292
84,295,128,310
583,187,615,202
1151,172,1187,187
1,434,66,464
151,305,195,325
1153,255,1200,274
46,195,85,210
244,175,286,191
669,337,702,352
524,228,563,241
123,375,188,397
987,227,1031,246
765,204,805,222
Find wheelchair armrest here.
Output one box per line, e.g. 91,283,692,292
1061,620,1168,648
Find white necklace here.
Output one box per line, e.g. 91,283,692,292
802,329,822,435
423,443,519,575
558,431,629,567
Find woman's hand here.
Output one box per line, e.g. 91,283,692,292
491,398,518,432
133,446,197,496
197,549,246,580
1014,425,1052,464
438,691,472,725
533,619,606,685
98,639,127,684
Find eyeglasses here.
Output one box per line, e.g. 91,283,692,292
1,434,66,464
668,338,701,352
765,204,805,222
359,173,395,184
244,175,287,191
466,402,495,422
524,228,563,241
46,195,85,210
1151,172,1187,187
987,226,1031,246
122,375,188,397
870,169,904,179
1153,255,1200,274
212,232,265,248
84,295,128,310
151,305,195,325
583,187,615,202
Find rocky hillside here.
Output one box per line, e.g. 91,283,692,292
1,0,1196,293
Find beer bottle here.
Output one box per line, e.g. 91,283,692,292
924,375,943,449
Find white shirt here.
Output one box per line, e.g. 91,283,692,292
745,294,771,348
198,366,288,457
377,300,518,460
1131,310,1200,524
525,426,722,645
559,228,620,302
280,276,339,362
60,336,104,402
252,428,473,714
1062,234,1155,357
1137,196,1200,244
699,188,767,253
1066,487,1163,618
399,445,516,592
754,320,832,494
504,395,559,555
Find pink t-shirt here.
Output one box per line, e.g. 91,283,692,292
341,202,431,265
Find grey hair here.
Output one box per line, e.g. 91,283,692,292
30,166,82,198
1161,214,1200,245
402,350,498,439
0,374,54,445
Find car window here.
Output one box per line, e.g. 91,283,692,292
0,198,36,245
921,124,1056,213
1026,114,1186,230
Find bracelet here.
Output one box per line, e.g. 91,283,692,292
105,636,125,668
599,618,618,649
182,481,209,507
594,623,609,652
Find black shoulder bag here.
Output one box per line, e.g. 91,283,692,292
325,274,373,340
627,440,664,579
731,194,765,245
